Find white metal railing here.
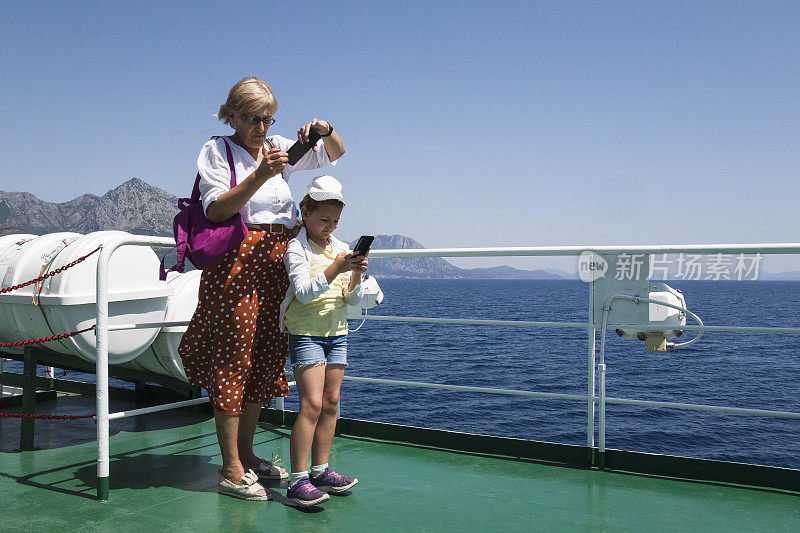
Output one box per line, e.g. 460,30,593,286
108,317,800,336
366,243,800,258
107,396,210,420
91,235,800,500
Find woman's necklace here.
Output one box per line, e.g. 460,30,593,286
229,131,265,160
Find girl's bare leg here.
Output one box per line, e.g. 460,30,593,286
289,364,326,474
311,364,345,466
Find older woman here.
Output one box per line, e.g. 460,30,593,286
178,76,345,501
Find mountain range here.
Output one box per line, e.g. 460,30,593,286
3,179,797,280
0,179,570,279
0,178,175,237
346,234,568,279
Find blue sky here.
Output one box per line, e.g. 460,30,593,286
1,1,799,271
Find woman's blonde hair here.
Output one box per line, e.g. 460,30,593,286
216,77,278,126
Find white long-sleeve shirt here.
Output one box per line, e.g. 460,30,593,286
196,135,335,227
280,227,365,333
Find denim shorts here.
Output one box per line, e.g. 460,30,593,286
288,334,348,368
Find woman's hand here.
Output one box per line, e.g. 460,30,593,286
256,146,288,178
298,118,332,152
288,221,302,240
206,143,287,223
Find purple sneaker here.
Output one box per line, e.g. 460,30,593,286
285,477,330,507
309,467,358,493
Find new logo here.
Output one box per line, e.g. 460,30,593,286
578,251,608,282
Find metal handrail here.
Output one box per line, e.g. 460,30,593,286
367,243,800,258
107,316,800,335
338,375,800,419
92,235,800,500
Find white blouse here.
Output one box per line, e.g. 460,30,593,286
196,135,335,226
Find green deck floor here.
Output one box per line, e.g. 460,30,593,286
1,403,799,532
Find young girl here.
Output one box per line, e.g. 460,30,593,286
279,175,368,506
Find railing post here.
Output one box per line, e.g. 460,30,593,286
96,243,111,501
598,362,606,470
596,294,616,471
587,279,596,458
134,380,145,407
19,346,37,451
334,399,341,437
275,396,285,426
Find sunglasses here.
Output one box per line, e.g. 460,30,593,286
241,114,276,126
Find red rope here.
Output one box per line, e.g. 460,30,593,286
0,325,98,419
0,245,102,295
0,326,96,348
0,412,95,420
0,243,111,421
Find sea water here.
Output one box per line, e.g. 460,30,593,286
293,279,799,469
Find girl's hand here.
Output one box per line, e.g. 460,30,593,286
333,252,361,275
298,118,331,152
353,256,368,272
257,148,288,178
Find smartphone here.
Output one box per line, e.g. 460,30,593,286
287,128,323,165
353,235,374,256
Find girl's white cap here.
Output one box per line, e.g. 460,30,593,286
304,175,345,205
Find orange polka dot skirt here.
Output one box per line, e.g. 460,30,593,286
178,230,290,415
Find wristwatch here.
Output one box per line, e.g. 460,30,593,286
321,123,334,137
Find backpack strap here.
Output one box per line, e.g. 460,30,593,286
160,137,239,281
159,244,179,281
191,136,237,201
220,137,237,187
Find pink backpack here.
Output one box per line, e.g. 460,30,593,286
160,137,247,280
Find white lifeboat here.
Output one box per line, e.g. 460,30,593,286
123,269,200,381
0,231,171,364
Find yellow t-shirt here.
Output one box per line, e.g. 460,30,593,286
284,240,350,336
